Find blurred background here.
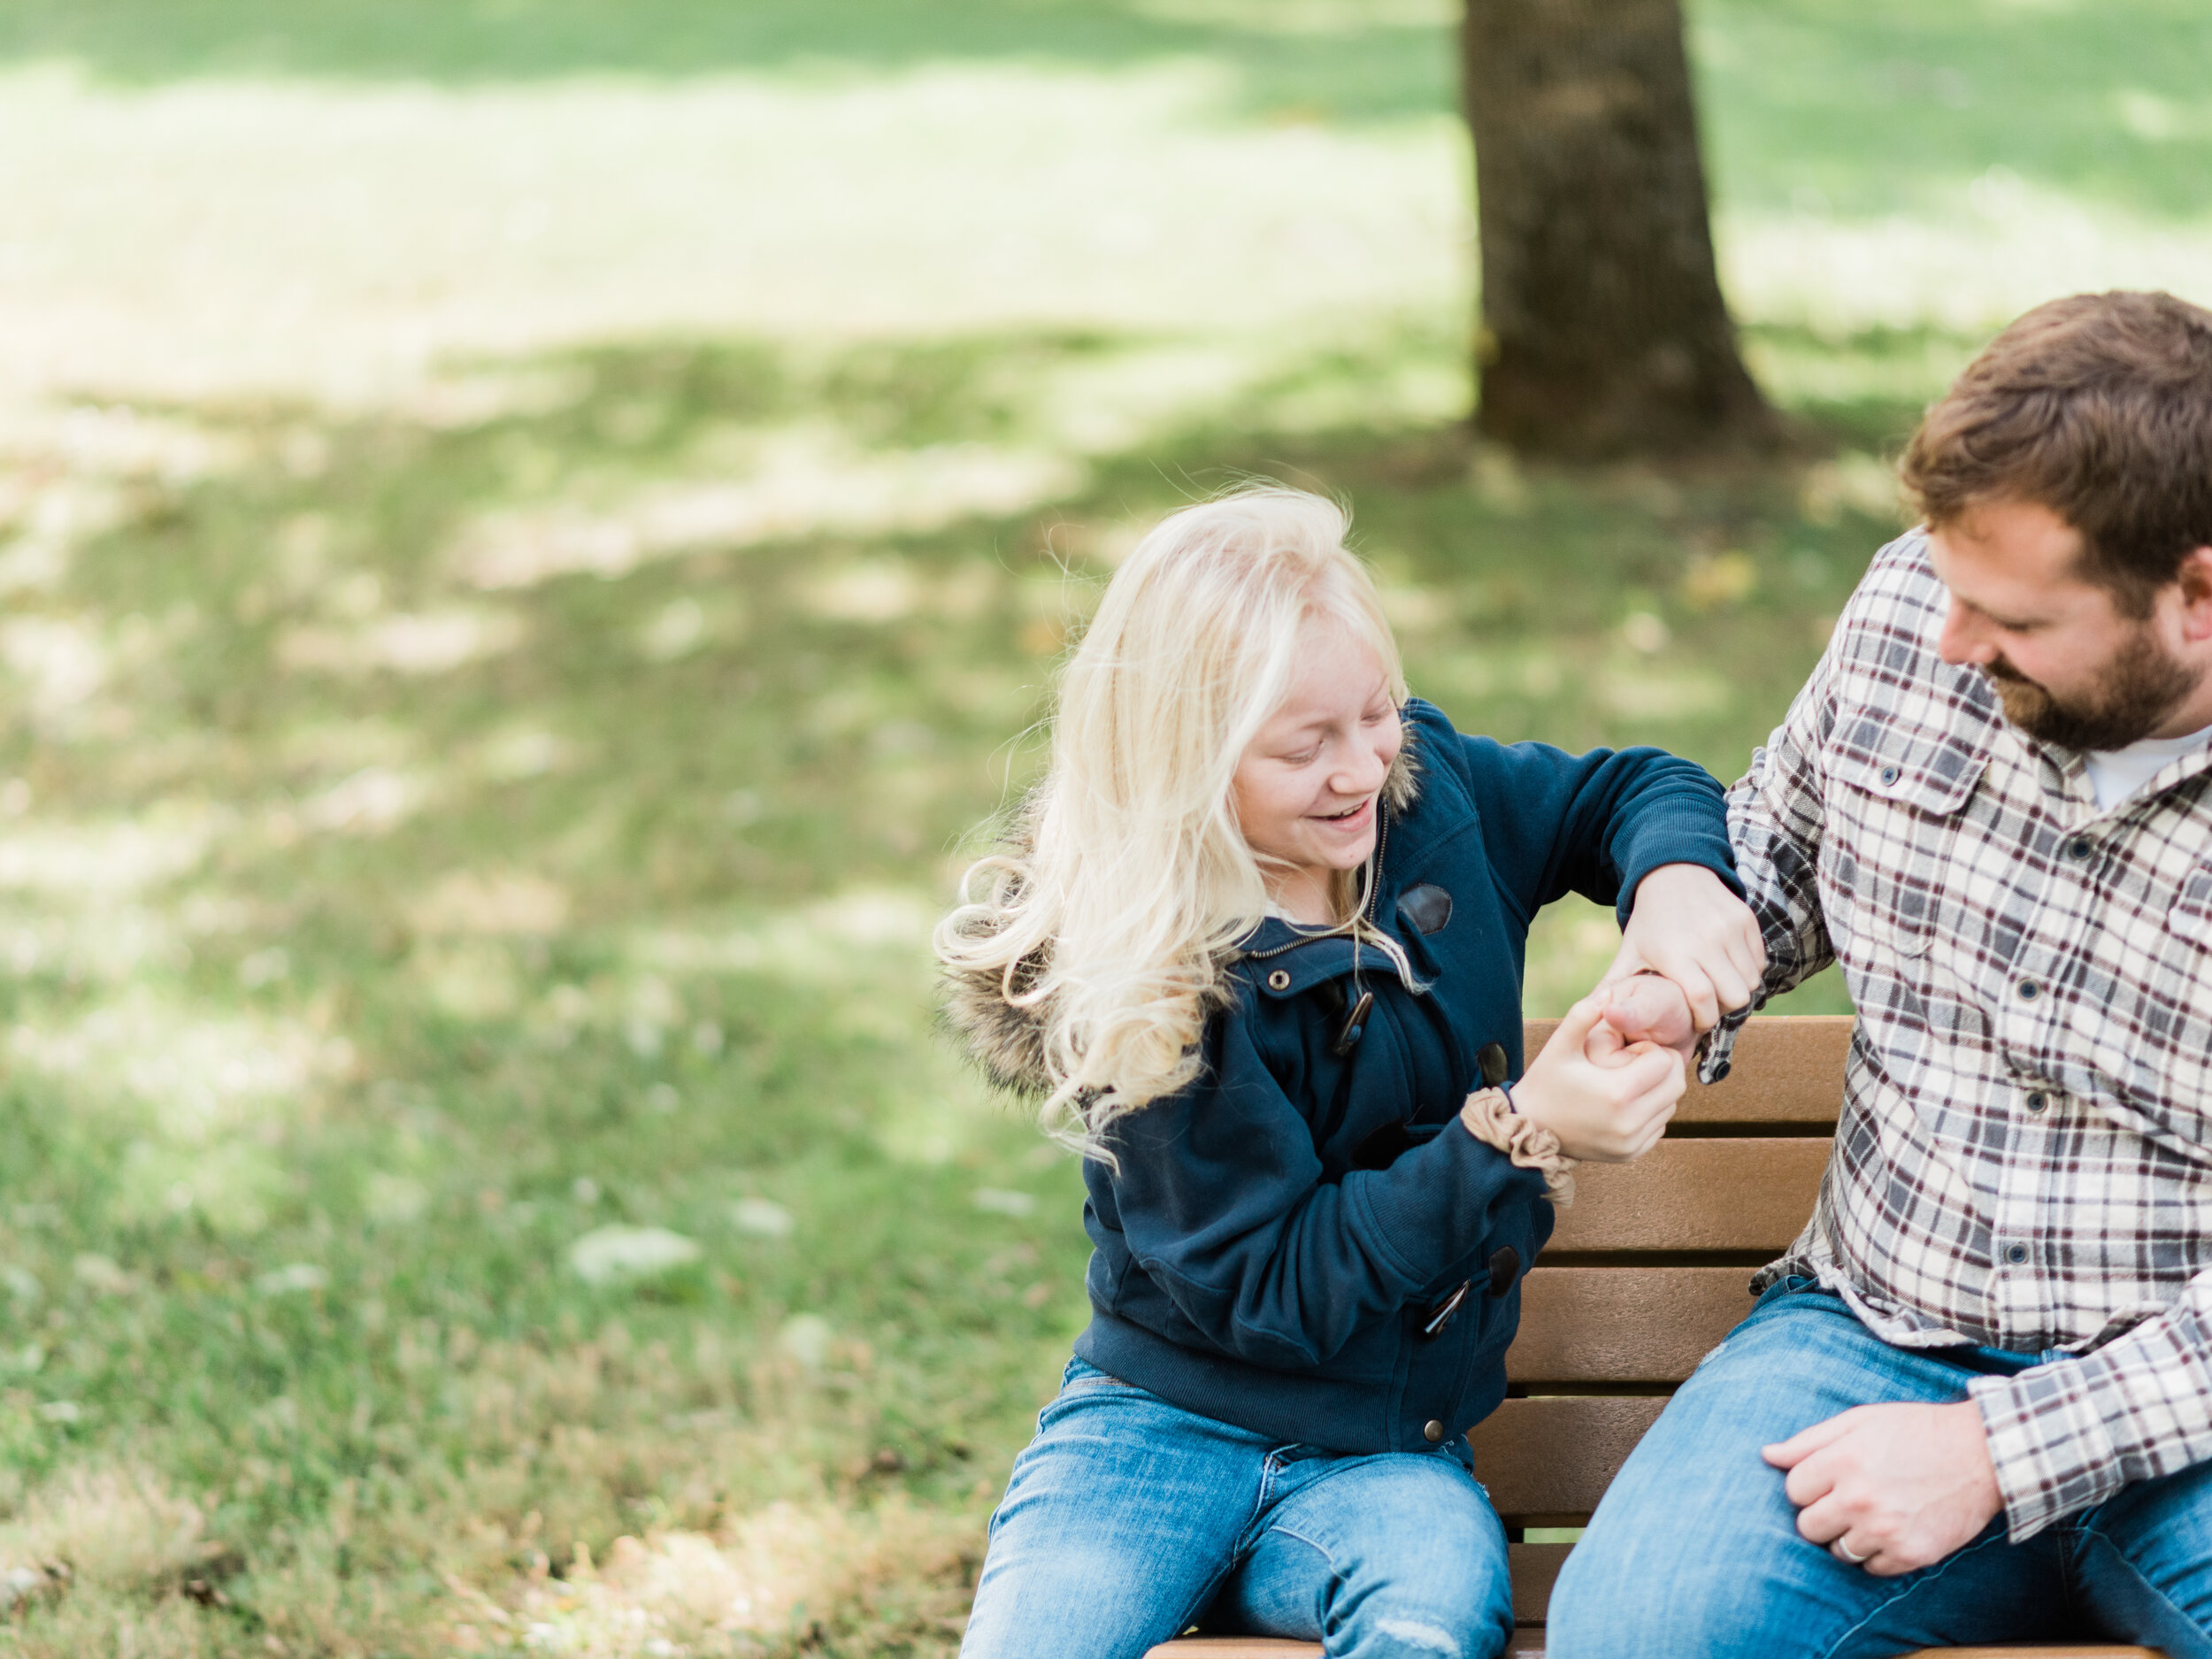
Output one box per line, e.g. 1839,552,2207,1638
0,0,2205,1651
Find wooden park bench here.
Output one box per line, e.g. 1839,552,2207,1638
1148,1017,2158,1659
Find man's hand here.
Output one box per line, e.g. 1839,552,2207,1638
1607,863,1767,1034
1762,1401,2002,1575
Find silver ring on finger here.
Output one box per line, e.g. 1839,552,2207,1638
1833,1538,1869,1565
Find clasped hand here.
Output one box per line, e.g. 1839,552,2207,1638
1605,862,1768,1033
1509,984,1687,1162
1508,863,1763,1163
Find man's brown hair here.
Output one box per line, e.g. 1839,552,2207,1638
1900,289,2212,616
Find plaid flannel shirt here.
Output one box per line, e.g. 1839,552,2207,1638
1703,529,2212,1540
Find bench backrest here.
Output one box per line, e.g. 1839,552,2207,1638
1476,1016,1851,1624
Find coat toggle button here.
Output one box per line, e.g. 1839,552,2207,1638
1331,990,1374,1058
1486,1246,1521,1297
1478,1042,1509,1088
1420,1279,1472,1339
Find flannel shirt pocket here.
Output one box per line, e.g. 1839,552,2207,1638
1827,733,1986,961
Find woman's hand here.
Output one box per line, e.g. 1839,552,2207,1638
1606,863,1766,1034
1511,993,1685,1163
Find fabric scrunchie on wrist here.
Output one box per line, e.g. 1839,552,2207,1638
1459,1086,1577,1206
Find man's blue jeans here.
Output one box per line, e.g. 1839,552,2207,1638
1548,1280,2212,1658
960,1359,1515,1659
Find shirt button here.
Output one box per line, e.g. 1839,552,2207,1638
1879,764,1901,786
2024,1091,2047,1114
2066,836,2093,860
1423,1419,1446,1444
2016,978,2040,1002
2005,1244,2029,1265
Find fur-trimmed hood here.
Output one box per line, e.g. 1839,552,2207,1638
938,721,1425,1096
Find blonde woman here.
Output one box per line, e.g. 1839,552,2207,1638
940,488,1763,1659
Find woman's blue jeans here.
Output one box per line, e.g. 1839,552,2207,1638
1548,1280,2212,1658
959,1358,1515,1659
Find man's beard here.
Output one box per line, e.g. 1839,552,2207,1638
1984,626,2198,751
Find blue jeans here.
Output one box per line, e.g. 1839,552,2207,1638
960,1358,1515,1659
1548,1280,2212,1658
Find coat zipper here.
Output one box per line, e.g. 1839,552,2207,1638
1240,810,1394,965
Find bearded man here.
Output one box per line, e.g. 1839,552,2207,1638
1550,289,2212,1656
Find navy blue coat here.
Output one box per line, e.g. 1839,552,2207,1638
952,699,1736,1454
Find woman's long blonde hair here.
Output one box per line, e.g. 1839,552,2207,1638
934,487,1408,1154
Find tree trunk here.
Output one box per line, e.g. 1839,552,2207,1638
1463,0,1773,457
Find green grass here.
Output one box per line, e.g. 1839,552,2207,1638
0,0,2202,1651
1697,0,2212,220
0,319,1868,1657
4,0,2207,219
0,0,1461,127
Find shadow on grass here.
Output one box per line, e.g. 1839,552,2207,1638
44,321,1918,900
1740,319,1994,452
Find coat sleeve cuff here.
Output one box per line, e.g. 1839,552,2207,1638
1968,1361,2125,1540
1611,829,1743,928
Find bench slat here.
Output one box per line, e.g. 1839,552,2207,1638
1509,1266,1752,1382
1683,1014,1852,1122
1133,1547,1564,1643
1509,1541,1569,1624
1145,1635,1549,1658
1522,1015,1849,1123
1149,1636,2159,1656
1547,1138,1830,1254
1467,1395,1667,1519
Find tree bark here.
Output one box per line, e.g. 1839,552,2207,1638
1463,0,1773,457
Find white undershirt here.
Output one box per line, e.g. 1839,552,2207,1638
2084,724,2212,809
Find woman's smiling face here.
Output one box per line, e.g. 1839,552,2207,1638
1230,613,1402,923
